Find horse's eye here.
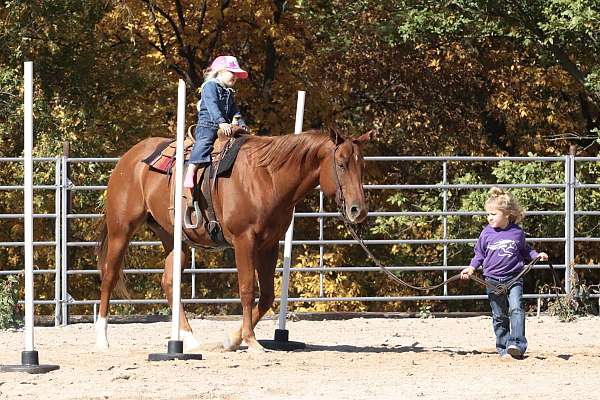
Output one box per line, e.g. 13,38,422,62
337,163,346,172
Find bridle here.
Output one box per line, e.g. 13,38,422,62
331,134,363,223
331,144,348,219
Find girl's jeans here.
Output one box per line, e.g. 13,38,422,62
188,125,218,165
485,277,527,356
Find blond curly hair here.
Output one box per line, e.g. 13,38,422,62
203,68,219,81
485,186,525,224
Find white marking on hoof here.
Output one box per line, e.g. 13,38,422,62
245,339,266,353
222,336,237,351
223,332,241,352
181,330,201,352
94,317,109,351
247,344,267,353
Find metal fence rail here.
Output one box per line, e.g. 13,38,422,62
0,156,62,325
1,154,599,325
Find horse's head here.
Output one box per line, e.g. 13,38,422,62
319,129,371,224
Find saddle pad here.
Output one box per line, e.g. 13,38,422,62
142,135,248,177
142,138,194,174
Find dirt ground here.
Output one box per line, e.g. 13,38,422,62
1,315,600,400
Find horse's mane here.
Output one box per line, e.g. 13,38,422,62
243,130,331,170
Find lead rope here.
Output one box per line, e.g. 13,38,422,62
328,141,542,295
340,217,541,295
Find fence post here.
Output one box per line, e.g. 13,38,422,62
563,153,569,294
564,145,577,293
442,161,448,296
319,190,324,297
54,157,61,326
60,142,71,325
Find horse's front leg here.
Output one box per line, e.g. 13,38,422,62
224,239,278,352
162,247,201,352
251,243,278,326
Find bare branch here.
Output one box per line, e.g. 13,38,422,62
144,1,169,58
545,132,597,142
142,0,186,55
174,0,186,29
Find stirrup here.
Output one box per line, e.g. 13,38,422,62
183,201,202,229
207,220,221,236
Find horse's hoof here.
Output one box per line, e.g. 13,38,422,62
183,341,201,352
222,338,238,351
181,330,201,352
245,339,266,353
247,344,267,353
222,335,241,352
222,330,243,351
94,341,109,352
94,317,109,352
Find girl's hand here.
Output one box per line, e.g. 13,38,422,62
538,252,549,261
460,267,475,280
219,123,232,136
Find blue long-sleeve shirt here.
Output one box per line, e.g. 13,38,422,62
469,224,539,280
196,79,246,128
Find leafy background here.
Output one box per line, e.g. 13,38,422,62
1,0,599,316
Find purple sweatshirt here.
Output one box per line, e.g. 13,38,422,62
469,224,539,280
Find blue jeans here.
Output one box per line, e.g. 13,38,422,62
188,125,218,164
485,276,527,356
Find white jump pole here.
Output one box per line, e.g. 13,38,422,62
1,62,59,373
267,91,306,350
170,79,186,344
149,79,201,361
23,61,35,354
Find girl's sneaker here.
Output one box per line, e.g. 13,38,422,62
507,344,523,359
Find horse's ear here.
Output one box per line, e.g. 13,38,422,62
353,130,373,145
328,128,345,146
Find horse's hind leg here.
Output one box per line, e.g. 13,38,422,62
95,174,147,351
95,219,144,351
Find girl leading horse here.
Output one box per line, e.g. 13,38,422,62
95,128,370,352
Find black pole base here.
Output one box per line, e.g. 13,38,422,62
259,329,306,351
148,340,203,361
0,351,59,374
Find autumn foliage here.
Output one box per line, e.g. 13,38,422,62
1,0,599,315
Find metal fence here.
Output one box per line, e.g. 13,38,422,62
1,154,599,325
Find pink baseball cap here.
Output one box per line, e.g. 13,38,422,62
210,55,248,79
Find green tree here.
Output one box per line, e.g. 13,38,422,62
386,0,600,148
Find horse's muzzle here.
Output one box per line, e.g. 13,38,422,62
347,204,367,224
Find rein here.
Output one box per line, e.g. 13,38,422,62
341,218,544,295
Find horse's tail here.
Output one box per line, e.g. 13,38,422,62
96,212,130,299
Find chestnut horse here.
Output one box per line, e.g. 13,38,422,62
95,128,370,352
